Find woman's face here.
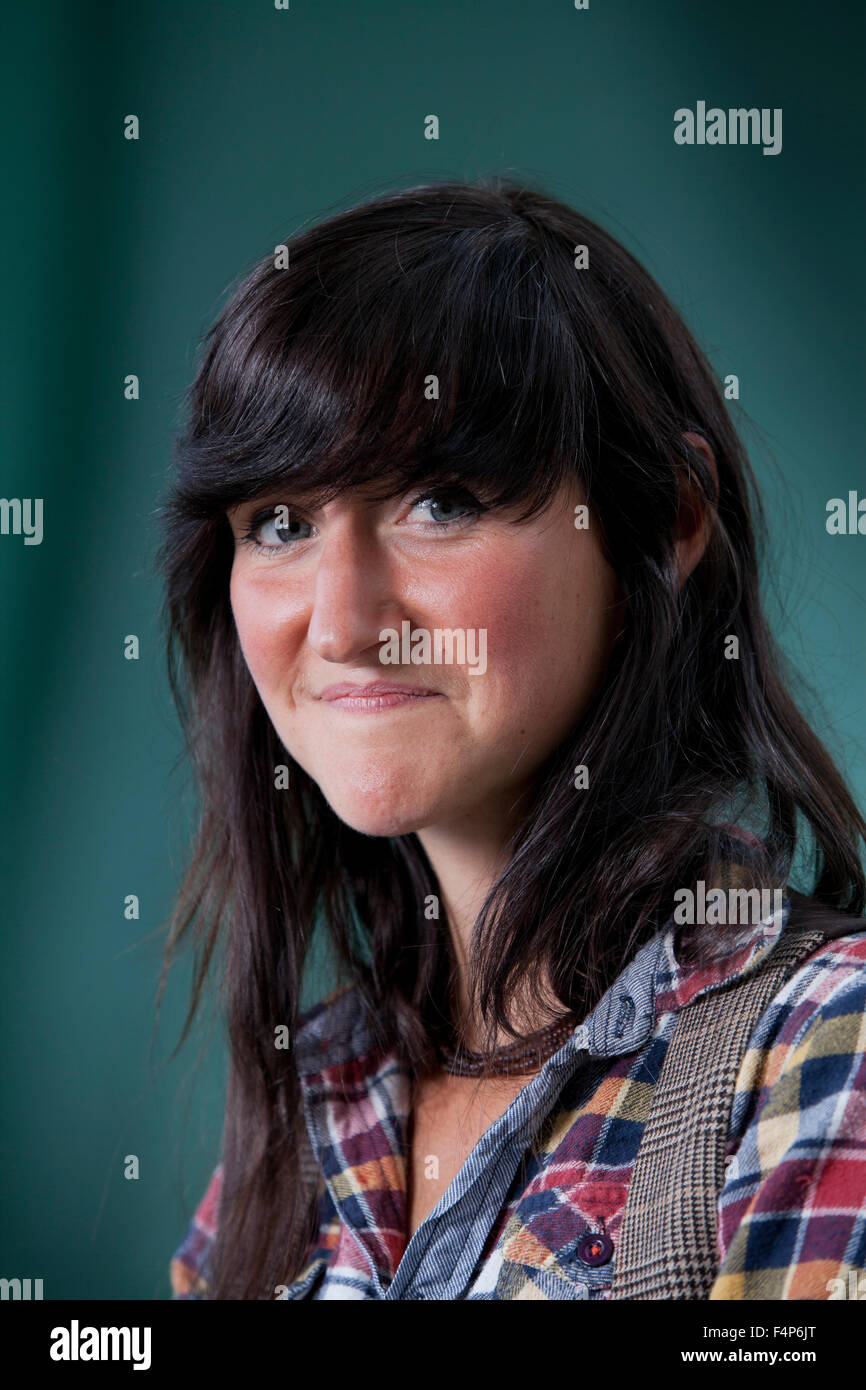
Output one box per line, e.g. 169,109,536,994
226,479,622,840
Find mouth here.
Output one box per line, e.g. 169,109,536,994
317,680,445,712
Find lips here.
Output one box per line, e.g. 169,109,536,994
317,680,445,713
319,680,441,701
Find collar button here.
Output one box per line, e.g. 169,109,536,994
612,994,636,1038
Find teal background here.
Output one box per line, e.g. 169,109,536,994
2,0,863,1299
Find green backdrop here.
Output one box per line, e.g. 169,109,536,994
2,0,863,1299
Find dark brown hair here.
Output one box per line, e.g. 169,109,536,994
157,176,865,1298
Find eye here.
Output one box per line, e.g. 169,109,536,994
241,505,313,551
406,490,482,528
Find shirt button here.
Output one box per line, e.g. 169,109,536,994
577,1232,613,1267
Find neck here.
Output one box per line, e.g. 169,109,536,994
416,800,564,1054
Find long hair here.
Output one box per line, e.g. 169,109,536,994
157,176,866,1299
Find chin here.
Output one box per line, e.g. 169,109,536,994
341,812,425,838
317,775,443,838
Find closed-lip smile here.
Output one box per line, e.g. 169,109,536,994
318,680,444,711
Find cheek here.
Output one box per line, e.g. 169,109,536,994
459,545,617,711
229,568,301,695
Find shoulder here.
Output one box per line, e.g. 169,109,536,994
170,1164,223,1299
298,979,357,1029
170,981,357,1299
764,905,866,1047
294,978,373,1073
713,908,866,1298
729,907,866,1115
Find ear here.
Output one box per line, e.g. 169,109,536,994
673,431,718,586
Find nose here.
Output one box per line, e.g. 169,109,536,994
306,517,401,665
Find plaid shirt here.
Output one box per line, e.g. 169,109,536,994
170,896,866,1300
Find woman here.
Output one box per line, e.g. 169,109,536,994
161,178,866,1301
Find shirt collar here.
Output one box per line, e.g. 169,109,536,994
295,891,791,1075
291,891,790,1291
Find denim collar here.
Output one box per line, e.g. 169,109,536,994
294,894,791,1075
